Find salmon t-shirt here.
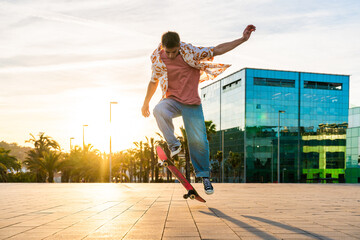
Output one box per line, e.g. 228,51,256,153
160,50,201,105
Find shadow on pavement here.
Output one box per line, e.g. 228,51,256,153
243,215,334,240
200,208,333,240
200,208,278,240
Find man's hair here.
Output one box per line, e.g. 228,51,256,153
161,31,180,48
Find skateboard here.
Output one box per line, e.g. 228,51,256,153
156,145,206,203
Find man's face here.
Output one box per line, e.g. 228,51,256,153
163,46,180,59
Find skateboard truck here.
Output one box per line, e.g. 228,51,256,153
157,160,168,168
183,190,196,200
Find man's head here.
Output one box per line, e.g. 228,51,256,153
161,31,180,59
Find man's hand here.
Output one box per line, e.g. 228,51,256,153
141,81,158,118
142,103,150,117
213,24,256,56
243,24,256,41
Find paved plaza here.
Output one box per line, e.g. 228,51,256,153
0,183,359,240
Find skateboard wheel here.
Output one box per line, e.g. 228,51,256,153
183,194,188,199
189,194,195,200
163,162,169,167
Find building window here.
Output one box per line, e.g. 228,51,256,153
326,152,345,169
304,81,342,90
222,79,241,92
253,77,295,88
303,152,319,169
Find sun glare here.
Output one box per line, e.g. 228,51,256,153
65,87,147,153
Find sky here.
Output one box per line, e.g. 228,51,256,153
1,0,360,153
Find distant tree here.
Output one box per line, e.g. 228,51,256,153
0,148,21,182
42,151,62,183
180,127,191,182
25,133,61,182
205,120,217,142
112,151,131,182
227,151,242,183
133,141,145,182
61,144,103,183
144,137,157,182
0,141,31,164
213,151,223,182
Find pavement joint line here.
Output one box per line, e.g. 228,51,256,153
23,200,127,240
314,221,356,239
3,204,65,220
186,198,203,239
81,197,149,240
32,200,128,240
160,185,175,240
2,203,84,239
120,195,162,240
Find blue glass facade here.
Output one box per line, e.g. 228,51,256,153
201,68,349,183
345,107,360,183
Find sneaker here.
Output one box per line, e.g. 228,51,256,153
170,145,182,158
202,177,214,195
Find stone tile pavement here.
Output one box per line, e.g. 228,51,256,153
0,183,359,240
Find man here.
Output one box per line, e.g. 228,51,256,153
142,25,256,194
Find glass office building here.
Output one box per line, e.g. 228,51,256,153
345,107,360,183
201,68,349,183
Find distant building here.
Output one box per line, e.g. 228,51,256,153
201,68,349,183
346,107,360,183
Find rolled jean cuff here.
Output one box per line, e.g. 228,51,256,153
196,171,210,178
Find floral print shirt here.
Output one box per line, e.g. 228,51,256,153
150,42,231,99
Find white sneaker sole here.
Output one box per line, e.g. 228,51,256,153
205,189,214,195
170,146,182,158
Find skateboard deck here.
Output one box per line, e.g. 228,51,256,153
156,145,206,203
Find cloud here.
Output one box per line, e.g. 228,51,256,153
1,0,360,150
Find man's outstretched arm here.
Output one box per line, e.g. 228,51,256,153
213,24,256,56
141,81,158,117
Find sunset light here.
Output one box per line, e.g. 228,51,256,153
1,0,360,154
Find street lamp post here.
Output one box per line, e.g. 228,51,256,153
109,102,118,183
83,125,88,148
221,130,224,183
70,137,74,151
270,140,274,183
277,110,285,183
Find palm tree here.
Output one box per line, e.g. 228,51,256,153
27,133,60,153
112,151,131,182
214,151,223,182
57,144,104,183
25,133,61,182
180,127,191,182
79,144,103,182
42,151,62,183
145,137,157,182
133,141,145,182
0,148,21,182
227,151,242,182
205,120,217,142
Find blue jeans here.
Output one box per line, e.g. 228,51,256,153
153,98,210,177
